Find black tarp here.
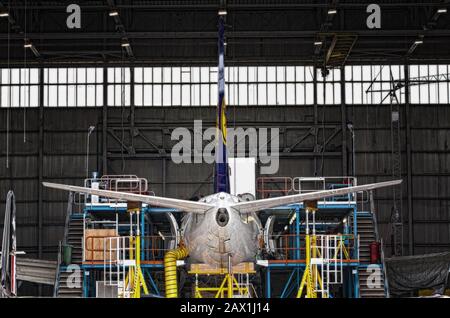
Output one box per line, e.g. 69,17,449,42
385,252,450,296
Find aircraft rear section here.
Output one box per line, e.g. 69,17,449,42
50,175,389,298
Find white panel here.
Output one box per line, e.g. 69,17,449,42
229,157,256,196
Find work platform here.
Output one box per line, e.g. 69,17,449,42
53,175,389,298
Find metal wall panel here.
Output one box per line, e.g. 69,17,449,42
1,104,449,259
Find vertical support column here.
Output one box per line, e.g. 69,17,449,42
353,206,358,259
340,67,348,176
266,268,271,298
313,64,319,175
83,270,89,297
354,269,359,298
38,67,44,297
102,67,108,175
38,68,44,260
404,62,414,255
130,67,135,152
227,254,233,298
140,209,145,261
162,158,167,196
295,206,301,260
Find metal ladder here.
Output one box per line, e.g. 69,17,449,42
103,236,135,298
312,235,344,298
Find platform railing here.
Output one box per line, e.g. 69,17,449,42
84,235,177,263
266,234,356,262
292,176,358,203
82,175,150,204
256,177,293,199
257,176,361,202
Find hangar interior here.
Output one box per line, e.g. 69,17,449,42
0,1,450,298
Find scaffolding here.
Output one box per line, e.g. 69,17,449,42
189,261,256,298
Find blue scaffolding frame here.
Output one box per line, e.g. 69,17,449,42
79,204,175,297
74,198,370,298
263,202,360,298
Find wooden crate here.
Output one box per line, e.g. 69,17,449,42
84,229,117,261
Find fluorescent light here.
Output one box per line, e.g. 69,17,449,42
218,9,227,16
109,10,119,17
24,42,33,48
437,8,447,14
121,38,130,47
414,40,423,45
328,9,337,15
0,12,9,17
314,41,323,46
289,213,296,225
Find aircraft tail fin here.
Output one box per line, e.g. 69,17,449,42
214,14,230,193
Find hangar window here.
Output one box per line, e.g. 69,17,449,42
135,66,217,106
317,68,341,105
344,65,406,105
409,65,450,104
226,66,315,106
0,68,39,108
43,68,103,107
107,67,131,106
134,66,317,106
2,65,448,108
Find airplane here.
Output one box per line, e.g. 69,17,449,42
43,14,401,268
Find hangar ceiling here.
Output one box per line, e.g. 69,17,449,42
0,0,449,66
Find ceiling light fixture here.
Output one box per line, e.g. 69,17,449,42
328,9,337,15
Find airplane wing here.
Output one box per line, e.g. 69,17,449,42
42,182,214,214
230,180,402,214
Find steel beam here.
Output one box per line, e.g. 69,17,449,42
102,67,108,175
404,62,414,256
6,2,448,10
2,30,450,41
341,67,347,176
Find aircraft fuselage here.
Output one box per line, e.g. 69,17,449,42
181,192,262,267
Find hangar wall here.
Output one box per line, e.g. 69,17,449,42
0,104,449,262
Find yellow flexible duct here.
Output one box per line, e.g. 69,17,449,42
164,246,189,298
